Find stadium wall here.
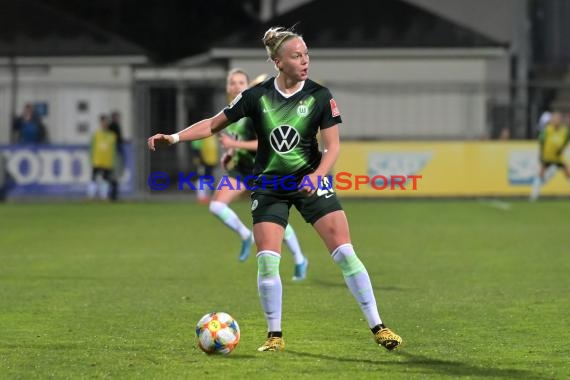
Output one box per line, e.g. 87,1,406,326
229,49,509,139
0,60,138,145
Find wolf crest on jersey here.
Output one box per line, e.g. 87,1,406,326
296,100,310,117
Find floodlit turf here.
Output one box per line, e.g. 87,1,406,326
1,200,569,379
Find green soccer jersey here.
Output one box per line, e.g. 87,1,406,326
223,77,342,188
225,117,256,174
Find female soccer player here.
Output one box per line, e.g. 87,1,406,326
209,69,309,281
148,26,402,352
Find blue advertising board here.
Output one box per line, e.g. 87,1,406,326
0,143,135,198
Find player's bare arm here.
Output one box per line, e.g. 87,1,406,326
299,124,340,194
314,125,340,177
147,110,230,151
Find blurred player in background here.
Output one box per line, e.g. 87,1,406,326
191,135,218,204
148,26,402,353
211,68,309,281
87,115,117,200
12,103,49,144
537,110,552,134
108,111,125,201
530,111,570,201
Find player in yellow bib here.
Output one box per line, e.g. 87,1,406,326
87,115,117,199
191,135,219,203
530,111,570,201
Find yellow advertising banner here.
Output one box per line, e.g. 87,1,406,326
333,141,570,197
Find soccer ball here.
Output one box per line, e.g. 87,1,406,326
195,312,240,355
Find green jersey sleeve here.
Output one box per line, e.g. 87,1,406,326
223,89,255,123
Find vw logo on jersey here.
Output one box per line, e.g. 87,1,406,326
269,125,300,154
296,104,309,117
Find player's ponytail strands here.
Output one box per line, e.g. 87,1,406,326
273,35,291,55
262,26,300,60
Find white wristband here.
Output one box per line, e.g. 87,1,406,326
170,133,180,144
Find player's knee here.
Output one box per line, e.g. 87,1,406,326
318,222,336,237
209,200,226,215
316,211,348,236
323,226,349,247
257,250,281,278
331,243,355,258
331,243,365,277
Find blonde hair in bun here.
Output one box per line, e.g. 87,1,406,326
262,26,301,60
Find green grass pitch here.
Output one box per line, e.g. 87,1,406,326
1,200,569,379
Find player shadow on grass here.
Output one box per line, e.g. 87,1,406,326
219,353,257,359
284,349,547,379
311,278,409,292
